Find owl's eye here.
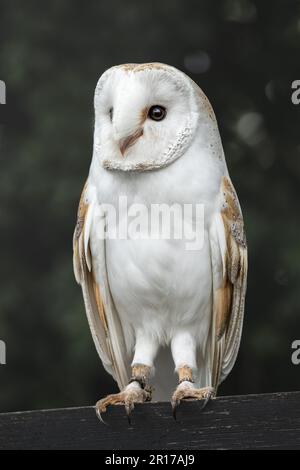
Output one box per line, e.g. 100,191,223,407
109,107,113,121
148,105,166,121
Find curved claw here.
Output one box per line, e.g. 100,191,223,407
171,385,215,419
95,403,108,425
94,386,152,424
125,400,135,425
200,397,210,411
172,399,179,421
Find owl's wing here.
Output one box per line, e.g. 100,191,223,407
73,181,130,390
209,175,248,390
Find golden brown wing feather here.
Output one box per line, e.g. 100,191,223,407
73,182,129,389
212,176,248,389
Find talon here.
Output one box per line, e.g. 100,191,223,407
201,388,215,409
200,396,211,411
95,403,108,425
94,384,152,422
125,399,134,424
172,399,179,420
125,407,132,425
171,384,215,415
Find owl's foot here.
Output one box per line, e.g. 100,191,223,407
95,382,152,424
171,382,215,419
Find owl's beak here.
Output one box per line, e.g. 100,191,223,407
119,128,143,157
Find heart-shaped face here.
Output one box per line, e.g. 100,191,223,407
92,63,205,171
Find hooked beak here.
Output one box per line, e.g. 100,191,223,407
119,128,143,157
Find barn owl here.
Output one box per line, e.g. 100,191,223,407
73,63,247,419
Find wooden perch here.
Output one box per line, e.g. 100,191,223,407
0,392,300,450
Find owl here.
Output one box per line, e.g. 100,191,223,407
73,63,247,420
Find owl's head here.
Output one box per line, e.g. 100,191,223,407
93,63,216,171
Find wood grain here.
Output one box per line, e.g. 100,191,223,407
0,392,300,450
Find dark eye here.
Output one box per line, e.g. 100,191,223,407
109,107,113,121
148,105,166,121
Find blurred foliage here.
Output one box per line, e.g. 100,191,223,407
0,0,300,412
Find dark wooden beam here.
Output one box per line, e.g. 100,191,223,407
0,392,300,450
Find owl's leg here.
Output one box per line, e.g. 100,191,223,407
95,332,158,422
95,364,152,423
170,332,215,418
171,366,215,417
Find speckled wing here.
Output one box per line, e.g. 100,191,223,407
73,182,130,390
209,175,248,390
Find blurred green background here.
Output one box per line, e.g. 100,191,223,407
0,0,300,412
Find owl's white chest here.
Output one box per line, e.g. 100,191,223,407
90,145,223,347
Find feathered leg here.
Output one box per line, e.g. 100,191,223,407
171,332,215,418
96,332,158,422
95,364,152,423
171,365,215,418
